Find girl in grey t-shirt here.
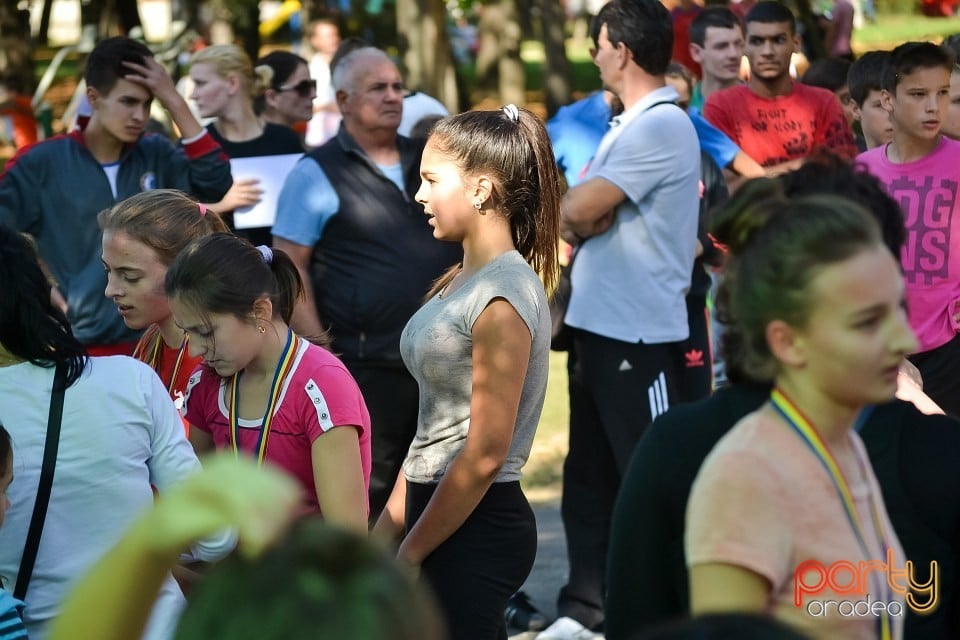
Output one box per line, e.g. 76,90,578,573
372,104,561,640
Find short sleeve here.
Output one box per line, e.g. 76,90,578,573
462,265,543,339
703,91,738,143
689,107,740,170
272,157,340,247
183,365,215,433
593,108,695,205
295,364,369,444
685,448,793,588
0,590,26,639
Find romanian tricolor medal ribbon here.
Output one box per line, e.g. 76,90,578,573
229,329,298,466
770,388,891,640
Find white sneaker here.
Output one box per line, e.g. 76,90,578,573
536,616,604,639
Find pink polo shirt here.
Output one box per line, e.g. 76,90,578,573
185,339,371,514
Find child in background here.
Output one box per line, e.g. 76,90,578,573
0,37,232,357
857,42,960,416
801,57,856,130
939,34,960,140
0,425,28,640
188,44,305,245
847,50,894,150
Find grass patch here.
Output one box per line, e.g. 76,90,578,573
854,14,960,49
522,351,570,496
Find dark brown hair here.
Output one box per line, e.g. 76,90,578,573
426,107,561,296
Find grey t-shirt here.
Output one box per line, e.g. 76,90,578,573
399,250,550,483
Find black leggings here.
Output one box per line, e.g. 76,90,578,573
406,480,537,640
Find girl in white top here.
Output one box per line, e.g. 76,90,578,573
0,225,234,640
373,105,561,639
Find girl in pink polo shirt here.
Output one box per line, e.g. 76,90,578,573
169,234,370,530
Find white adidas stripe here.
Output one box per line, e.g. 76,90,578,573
647,371,669,420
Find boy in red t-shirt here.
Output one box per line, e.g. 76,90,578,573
703,1,856,170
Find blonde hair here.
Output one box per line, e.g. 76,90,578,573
190,44,271,98
98,190,230,266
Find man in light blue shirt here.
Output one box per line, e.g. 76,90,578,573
541,1,701,636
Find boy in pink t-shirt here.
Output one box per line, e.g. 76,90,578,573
857,41,960,416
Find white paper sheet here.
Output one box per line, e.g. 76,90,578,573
229,153,303,229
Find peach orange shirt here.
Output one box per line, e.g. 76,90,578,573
686,406,905,639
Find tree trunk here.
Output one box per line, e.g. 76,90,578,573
116,0,143,35
238,2,261,63
396,0,461,113
536,0,571,117
0,0,36,95
793,0,826,61
175,0,203,28
38,0,54,46
476,0,524,105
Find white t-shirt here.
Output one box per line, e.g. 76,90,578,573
0,356,233,640
398,92,449,137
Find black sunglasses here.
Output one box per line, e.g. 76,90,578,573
276,79,317,98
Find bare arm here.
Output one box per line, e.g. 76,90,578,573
689,563,771,614
372,470,408,545
729,150,766,179
311,426,369,534
397,300,530,568
272,236,326,338
561,176,624,239
205,178,263,215
188,427,215,455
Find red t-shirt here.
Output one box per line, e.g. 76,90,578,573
671,6,702,79
132,325,201,427
703,82,857,167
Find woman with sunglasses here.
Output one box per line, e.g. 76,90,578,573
255,51,316,137
189,44,304,245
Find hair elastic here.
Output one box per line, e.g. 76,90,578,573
198,203,207,217
256,245,274,264
502,103,520,123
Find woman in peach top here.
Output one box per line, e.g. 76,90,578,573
685,193,916,639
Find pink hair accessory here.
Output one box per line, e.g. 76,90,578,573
198,203,207,217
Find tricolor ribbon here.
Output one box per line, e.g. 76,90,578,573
229,329,298,466
770,388,891,640
140,332,189,398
